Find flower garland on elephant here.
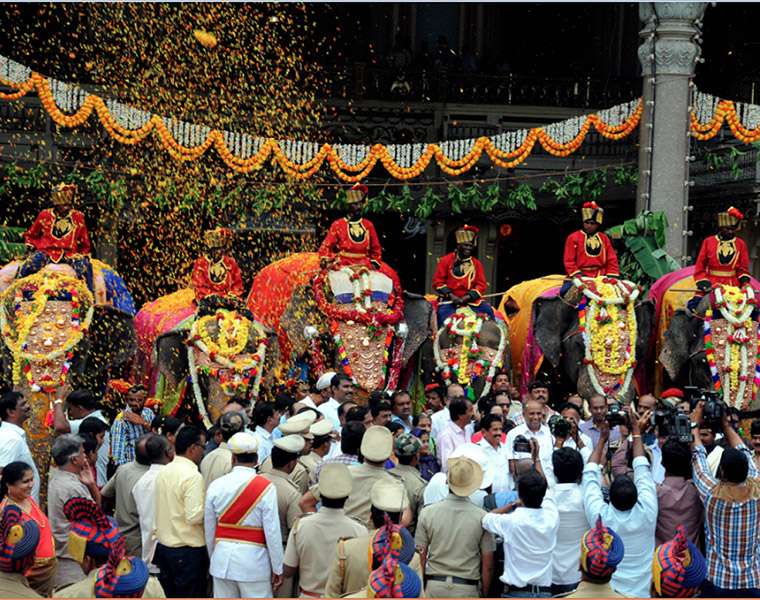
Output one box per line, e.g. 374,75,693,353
312,267,406,388
703,284,760,409
0,272,95,394
574,276,640,397
432,309,508,397
186,309,268,427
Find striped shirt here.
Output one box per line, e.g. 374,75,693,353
692,443,760,589
110,406,154,466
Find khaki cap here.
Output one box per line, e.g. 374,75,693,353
228,432,258,455
361,426,393,462
370,479,408,513
279,412,316,435
318,462,352,499
447,456,483,497
273,434,305,454
310,419,334,437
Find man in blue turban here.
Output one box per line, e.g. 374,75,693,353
651,524,707,598
0,505,42,598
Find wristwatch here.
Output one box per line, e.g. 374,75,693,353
690,421,699,429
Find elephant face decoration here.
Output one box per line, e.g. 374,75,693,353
433,307,509,399
186,309,269,427
1,272,95,396
311,265,407,392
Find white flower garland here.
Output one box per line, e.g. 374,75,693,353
187,346,212,428
432,309,507,397
714,285,755,405
342,267,372,312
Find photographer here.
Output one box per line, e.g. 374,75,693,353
751,420,760,468
581,409,657,598
579,395,621,448
690,401,760,596
611,402,668,484
656,439,703,547
550,403,592,462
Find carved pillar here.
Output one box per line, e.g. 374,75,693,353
636,2,707,263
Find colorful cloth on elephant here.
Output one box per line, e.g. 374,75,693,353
18,251,93,293
563,230,619,279
24,209,90,263
97,261,137,315
694,234,750,289
191,254,244,302
110,407,154,466
318,217,382,268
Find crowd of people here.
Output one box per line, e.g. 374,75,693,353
1,370,759,599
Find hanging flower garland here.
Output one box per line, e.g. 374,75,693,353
575,277,638,397
703,285,759,408
0,54,648,180
344,266,372,312
0,272,94,390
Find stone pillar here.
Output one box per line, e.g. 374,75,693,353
636,2,707,264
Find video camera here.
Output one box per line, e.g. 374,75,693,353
684,386,727,431
548,414,571,439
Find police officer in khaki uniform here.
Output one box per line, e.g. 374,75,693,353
260,434,306,599
259,411,315,494
283,463,368,598
390,433,428,535
299,419,333,483
415,456,496,598
324,479,425,598
300,426,407,527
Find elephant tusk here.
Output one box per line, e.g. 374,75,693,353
303,326,318,339
396,322,409,339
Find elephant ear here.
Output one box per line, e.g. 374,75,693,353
280,285,320,359
156,331,190,388
633,299,655,364
659,308,701,381
401,292,434,365
87,305,137,374
532,296,567,369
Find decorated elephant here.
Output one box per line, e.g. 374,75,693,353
250,252,434,394
532,276,655,402
430,306,510,399
135,289,280,427
0,263,137,504
659,279,760,411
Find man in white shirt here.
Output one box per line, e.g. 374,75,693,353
476,415,510,493
0,391,39,504
437,397,474,470
512,380,555,426
582,410,657,598
481,467,559,597
252,401,278,464
318,373,353,430
133,433,173,573
205,432,283,598
430,383,465,440
505,400,553,488
548,447,587,596
52,388,111,486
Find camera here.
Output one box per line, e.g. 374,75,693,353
651,407,671,429
548,414,571,439
687,387,726,431
513,434,532,454
606,402,627,427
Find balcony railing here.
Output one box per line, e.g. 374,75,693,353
318,65,641,109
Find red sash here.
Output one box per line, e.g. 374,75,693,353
214,475,272,546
